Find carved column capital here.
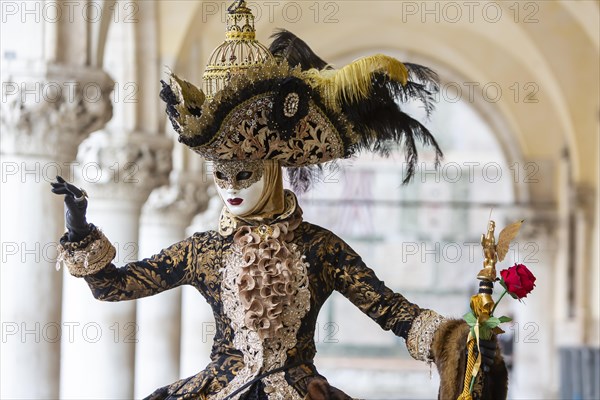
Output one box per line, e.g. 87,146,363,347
188,187,223,233
75,130,173,204
1,63,114,160
505,208,558,259
518,209,557,236
572,183,596,221
142,171,211,221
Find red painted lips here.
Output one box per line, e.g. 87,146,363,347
227,198,243,206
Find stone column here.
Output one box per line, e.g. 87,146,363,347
511,212,559,398
134,171,209,397
0,64,113,399
572,184,597,345
58,130,171,399
180,191,223,377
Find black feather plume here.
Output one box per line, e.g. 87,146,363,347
342,73,443,184
286,162,340,193
269,29,328,70
404,63,439,91
269,31,443,188
160,80,182,134
286,165,322,193
402,63,439,117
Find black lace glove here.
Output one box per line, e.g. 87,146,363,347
51,175,91,242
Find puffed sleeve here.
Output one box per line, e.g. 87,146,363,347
328,233,445,361
56,224,209,301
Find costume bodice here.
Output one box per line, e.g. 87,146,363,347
81,203,423,399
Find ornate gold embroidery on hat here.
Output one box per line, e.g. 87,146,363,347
160,1,443,190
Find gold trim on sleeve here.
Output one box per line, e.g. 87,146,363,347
406,309,446,362
56,229,116,277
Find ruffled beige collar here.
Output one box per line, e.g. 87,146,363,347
219,190,306,340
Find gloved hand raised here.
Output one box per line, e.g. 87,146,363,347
51,176,91,242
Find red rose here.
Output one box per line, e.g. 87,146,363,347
500,263,536,299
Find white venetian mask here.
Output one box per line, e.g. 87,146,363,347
213,160,265,217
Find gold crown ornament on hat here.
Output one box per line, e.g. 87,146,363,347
202,0,273,98
160,0,444,191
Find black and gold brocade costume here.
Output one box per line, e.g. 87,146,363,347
56,2,509,397
59,192,448,400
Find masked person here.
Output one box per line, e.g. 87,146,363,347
52,2,507,399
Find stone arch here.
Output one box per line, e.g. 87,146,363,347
168,1,598,198
328,46,529,204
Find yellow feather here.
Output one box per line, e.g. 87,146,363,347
302,54,408,111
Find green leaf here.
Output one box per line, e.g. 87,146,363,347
484,317,501,329
499,316,512,323
463,312,477,326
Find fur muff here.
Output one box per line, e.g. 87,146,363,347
432,319,508,400
305,377,352,400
